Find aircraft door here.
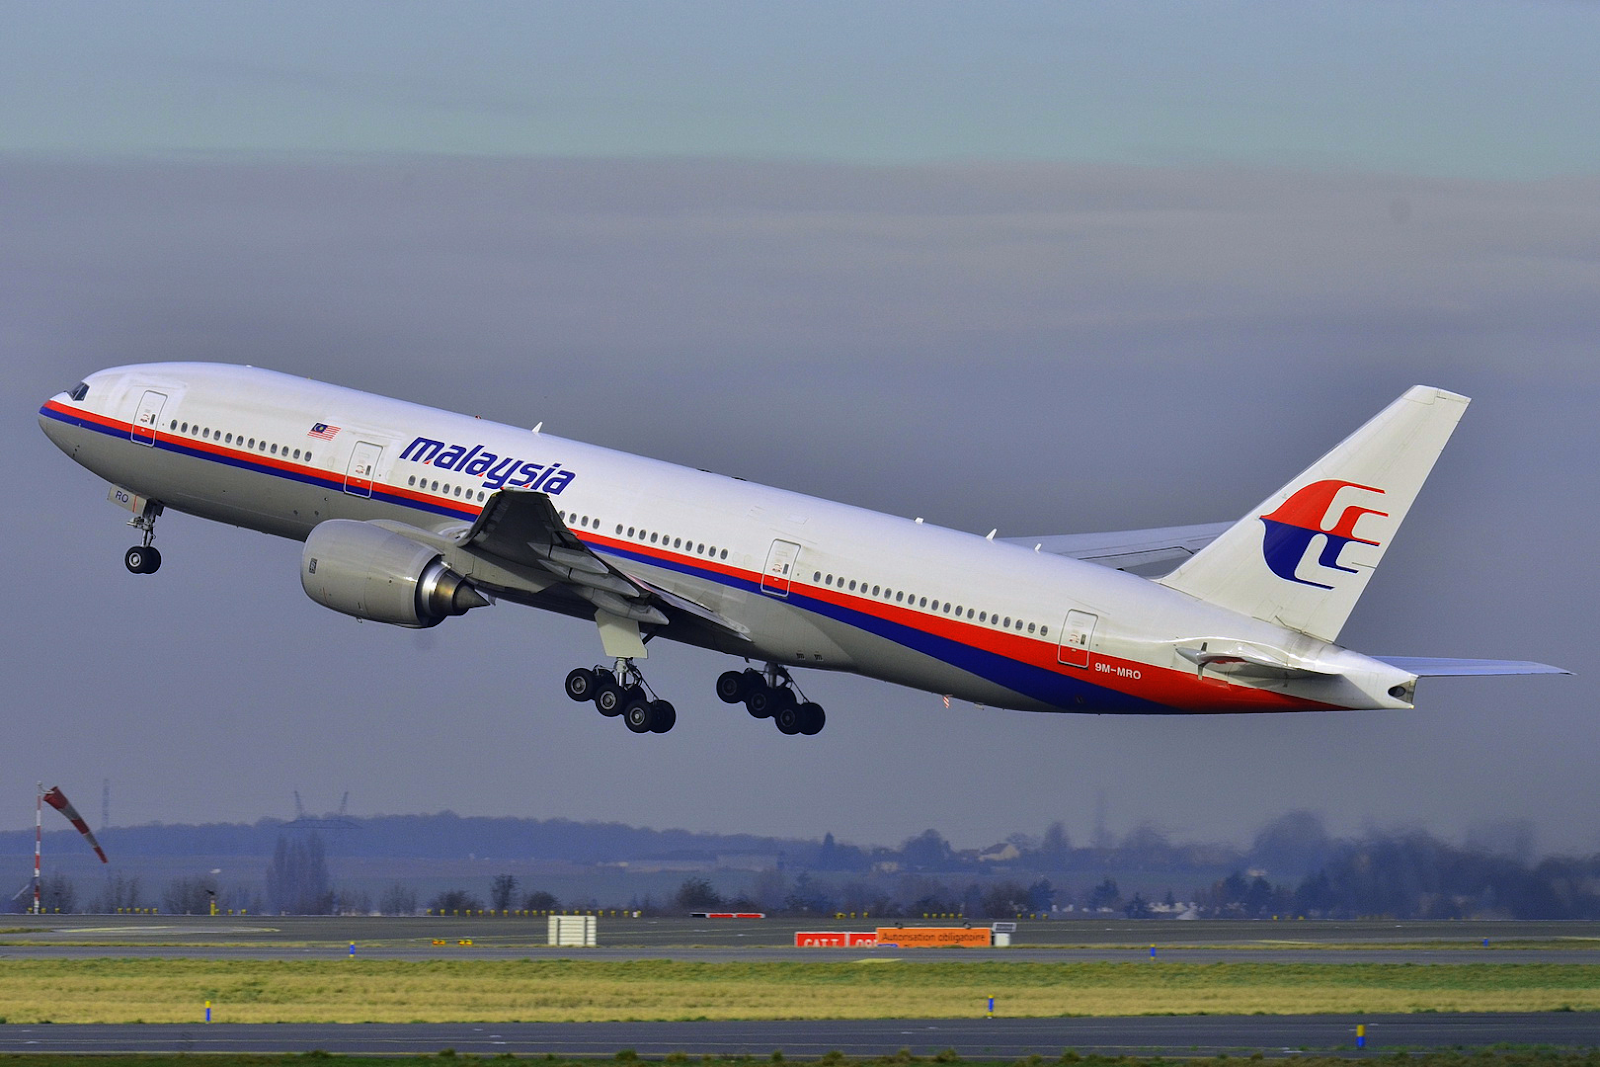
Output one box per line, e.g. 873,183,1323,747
130,390,167,446
760,539,802,597
1058,609,1098,668
343,441,383,498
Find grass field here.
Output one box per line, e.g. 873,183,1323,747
2,1054,1600,1067
2,960,1599,1024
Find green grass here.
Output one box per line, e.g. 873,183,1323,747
3,1053,1600,1067
2,960,1600,1023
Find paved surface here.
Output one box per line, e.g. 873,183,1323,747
2,1014,1598,1056
4,915,1600,962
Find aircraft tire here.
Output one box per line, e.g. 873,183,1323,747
594,682,625,717
715,670,747,703
623,696,655,734
648,700,676,733
774,702,802,735
745,686,773,719
125,546,160,574
798,702,825,735
564,668,598,702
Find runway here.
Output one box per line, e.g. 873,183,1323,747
2,1014,1598,1057
4,915,1600,963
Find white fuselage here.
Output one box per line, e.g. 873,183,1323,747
40,363,1415,715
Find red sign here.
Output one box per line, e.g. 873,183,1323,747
691,912,766,919
795,931,878,947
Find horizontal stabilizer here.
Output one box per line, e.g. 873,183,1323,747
1004,522,1231,572
1375,656,1571,677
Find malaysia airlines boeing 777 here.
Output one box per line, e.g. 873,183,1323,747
39,365,1564,735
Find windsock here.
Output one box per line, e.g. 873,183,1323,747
43,786,108,863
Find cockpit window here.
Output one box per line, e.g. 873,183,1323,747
68,382,89,402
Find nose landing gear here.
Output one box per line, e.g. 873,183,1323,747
715,664,826,735
565,660,676,734
123,501,163,573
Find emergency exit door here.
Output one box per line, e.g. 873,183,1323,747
344,441,383,498
130,390,167,446
1058,609,1098,668
760,540,802,597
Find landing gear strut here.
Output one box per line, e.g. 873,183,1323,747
715,664,825,736
123,501,163,574
564,660,676,734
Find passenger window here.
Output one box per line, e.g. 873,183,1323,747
697,543,706,554
825,575,833,585
872,585,880,596
225,433,233,444
1041,626,1048,637
848,580,856,591
1027,623,1036,634
979,612,987,623
180,422,188,433
270,443,278,455
919,597,927,608
306,453,313,463
616,525,624,534
814,572,822,582
293,449,301,460
627,527,635,537
895,592,904,602
650,532,659,543
170,420,178,430
720,549,728,560
674,537,682,549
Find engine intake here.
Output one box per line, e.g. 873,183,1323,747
301,520,489,628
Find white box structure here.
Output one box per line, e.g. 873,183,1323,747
547,914,597,947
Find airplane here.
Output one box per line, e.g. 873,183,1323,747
39,365,1566,736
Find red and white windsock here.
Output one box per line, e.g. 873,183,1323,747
43,786,108,863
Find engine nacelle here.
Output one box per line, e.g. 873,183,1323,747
301,520,489,628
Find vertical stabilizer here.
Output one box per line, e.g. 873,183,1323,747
1157,386,1469,642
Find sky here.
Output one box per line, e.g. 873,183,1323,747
2,1,1596,858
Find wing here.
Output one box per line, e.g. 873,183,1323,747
1001,522,1231,573
456,489,748,641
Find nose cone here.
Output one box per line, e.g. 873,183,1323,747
39,395,78,455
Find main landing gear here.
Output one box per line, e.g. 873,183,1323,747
716,665,826,736
565,660,677,735
123,501,163,574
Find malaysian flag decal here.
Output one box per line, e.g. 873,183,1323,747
308,423,341,440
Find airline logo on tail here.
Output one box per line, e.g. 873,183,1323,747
1259,480,1388,589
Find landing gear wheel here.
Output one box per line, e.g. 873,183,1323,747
798,702,825,736
715,670,747,704
124,546,160,574
623,696,656,734
774,702,803,735
745,688,769,719
594,682,624,717
564,668,599,702
648,700,676,734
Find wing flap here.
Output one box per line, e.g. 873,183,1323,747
461,489,748,640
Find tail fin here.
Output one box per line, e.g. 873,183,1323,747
1157,386,1469,642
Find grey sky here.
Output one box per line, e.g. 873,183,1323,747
2,3,1595,855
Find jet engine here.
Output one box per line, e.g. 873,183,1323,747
301,520,489,628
